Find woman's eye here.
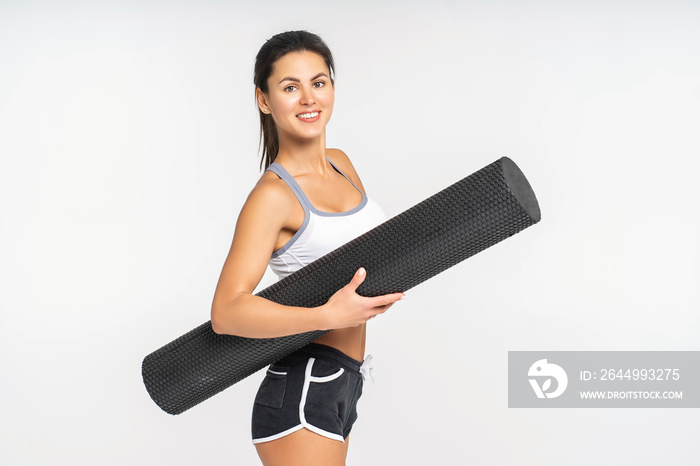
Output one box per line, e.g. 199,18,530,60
284,85,297,92
313,81,325,88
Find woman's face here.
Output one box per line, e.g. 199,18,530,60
257,51,335,142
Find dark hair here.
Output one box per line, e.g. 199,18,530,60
254,30,335,170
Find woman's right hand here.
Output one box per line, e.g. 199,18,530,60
319,267,405,330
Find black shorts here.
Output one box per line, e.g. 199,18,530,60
251,343,364,444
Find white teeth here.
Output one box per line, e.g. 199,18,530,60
297,112,319,119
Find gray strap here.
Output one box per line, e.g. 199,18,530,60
267,163,313,212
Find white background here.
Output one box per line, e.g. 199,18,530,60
1,1,699,464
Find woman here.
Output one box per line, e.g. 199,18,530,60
210,31,405,466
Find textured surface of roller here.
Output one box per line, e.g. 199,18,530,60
142,157,540,414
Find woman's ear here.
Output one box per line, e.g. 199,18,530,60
256,88,270,114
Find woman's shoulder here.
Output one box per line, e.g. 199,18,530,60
326,148,366,193
325,148,352,169
243,169,296,214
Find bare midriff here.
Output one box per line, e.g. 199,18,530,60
312,324,366,362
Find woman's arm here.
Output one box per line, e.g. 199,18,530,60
210,176,403,338
210,177,319,337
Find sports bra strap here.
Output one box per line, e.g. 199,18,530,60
266,163,313,212
325,158,362,193
266,158,363,212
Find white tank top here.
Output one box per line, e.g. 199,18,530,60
267,158,387,279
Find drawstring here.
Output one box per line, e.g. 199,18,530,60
360,354,375,383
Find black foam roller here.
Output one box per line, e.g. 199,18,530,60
142,157,541,414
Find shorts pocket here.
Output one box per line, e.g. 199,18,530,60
309,367,344,383
254,364,288,409
303,359,357,436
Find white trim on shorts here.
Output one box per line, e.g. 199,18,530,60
252,357,346,444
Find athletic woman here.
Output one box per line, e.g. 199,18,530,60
210,31,405,466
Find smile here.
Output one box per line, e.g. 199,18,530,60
296,111,320,121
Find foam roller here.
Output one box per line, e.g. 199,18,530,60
142,157,541,414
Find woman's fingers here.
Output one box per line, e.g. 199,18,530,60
346,268,404,304
350,268,404,311
324,267,405,327
364,293,404,322
367,292,405,309
345,267,367,293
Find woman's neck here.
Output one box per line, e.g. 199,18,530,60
274,133,329,175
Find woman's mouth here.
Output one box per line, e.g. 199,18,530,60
296,111,320,122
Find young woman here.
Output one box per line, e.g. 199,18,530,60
210,31,405,466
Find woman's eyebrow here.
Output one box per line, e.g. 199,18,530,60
278,72,329,85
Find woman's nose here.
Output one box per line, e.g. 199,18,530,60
300,86,315,105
